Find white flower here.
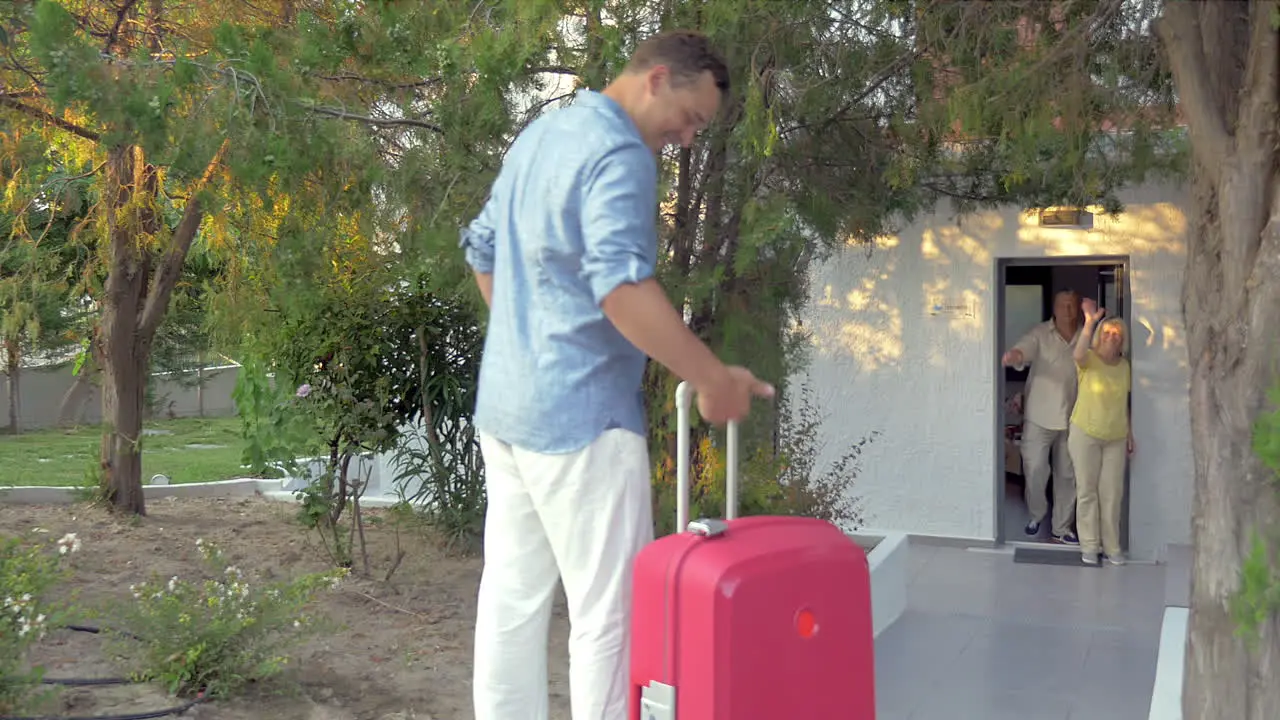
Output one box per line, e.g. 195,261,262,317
57,533,81,554
168,576,179,592
293,620,301,629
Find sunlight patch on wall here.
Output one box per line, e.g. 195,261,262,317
811,275,905,372
872,233,901,250
1137,317,1188,359
957,210,1006,235
921,225,994,267
830,314,904,372
1017,202,1189,256
921,229,942,261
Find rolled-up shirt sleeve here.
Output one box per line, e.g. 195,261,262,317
579,142,658,306
459,196,497,275
1011,327,1040,371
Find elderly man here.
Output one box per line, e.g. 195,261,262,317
1002,289,1084,544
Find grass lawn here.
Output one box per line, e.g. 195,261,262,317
0,416,253,487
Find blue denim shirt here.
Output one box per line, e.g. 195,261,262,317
460,90,658,455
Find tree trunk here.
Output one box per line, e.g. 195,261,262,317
1158,3,1280,718
92,135,227,514
1182,172,1280,720
98,145,154,515
4,337,20,435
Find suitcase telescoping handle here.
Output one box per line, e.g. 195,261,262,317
674,380,739,534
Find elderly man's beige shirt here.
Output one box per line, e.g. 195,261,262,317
1012,321,1081,431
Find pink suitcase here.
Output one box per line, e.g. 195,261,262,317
629,381,876,720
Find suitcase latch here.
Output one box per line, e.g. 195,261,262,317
687,518,728,537
640,681,676,720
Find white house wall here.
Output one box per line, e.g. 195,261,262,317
793,182,1193,560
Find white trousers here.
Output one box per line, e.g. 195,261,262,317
473,428,654,720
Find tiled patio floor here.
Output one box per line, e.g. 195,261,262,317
874,543,1186,720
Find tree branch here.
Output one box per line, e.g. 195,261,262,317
528,65,579,76
138,139,229,340
309,72,442,91
305,105,443,133
0,94,101,142
1236,0,1279,155
1154,2,1231,179
104,0,140,55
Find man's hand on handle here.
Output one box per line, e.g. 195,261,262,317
695,366,775,425
1001,349,1025,368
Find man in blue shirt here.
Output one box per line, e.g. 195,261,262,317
460,30,774,720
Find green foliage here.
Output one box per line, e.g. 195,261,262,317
3,0,526,500
0,158,94,431
107,538,345,699
1233,378,1280,646
147,240,227,408
232,357,316,478
0,531,80,714
1254,381,1280,478
902,0,1185,213
388,421,487,551
1231,531,1280,651
236,262,483,562
653,380,877,537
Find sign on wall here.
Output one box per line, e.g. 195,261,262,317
928,296,978,318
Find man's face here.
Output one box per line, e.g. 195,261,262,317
1054,292,1080,324
636,67,722,151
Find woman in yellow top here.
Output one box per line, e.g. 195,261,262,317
1069,298,1136,566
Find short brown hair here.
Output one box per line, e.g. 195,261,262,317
626,30,730,94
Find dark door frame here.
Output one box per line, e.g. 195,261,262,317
993,255,1133,547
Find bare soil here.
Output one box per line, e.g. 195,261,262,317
1,496,573,720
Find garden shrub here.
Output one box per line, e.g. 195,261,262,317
107,539,346,699
236,266,485,564
0,532,79,714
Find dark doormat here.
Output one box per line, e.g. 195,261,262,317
1013,546,1100,568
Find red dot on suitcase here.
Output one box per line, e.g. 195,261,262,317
795,609,818,639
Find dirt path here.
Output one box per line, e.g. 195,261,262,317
1,496,572,720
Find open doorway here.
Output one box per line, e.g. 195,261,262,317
994,257,1131,550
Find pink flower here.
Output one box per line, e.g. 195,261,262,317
296,384,312,398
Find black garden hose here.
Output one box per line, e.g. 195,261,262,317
0,625,208,720
0,694,205,720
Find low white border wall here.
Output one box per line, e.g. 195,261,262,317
0,477,412,507
851,531,910,637
1148,606,1187,720
0,478,276,503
